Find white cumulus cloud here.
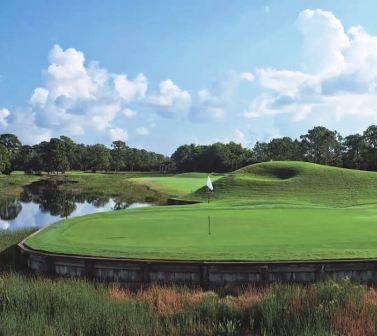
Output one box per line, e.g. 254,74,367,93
241,72,255,81
245,8,377,130
109,128,128,142
149,79,191,118
0,108,10,127
4,44,150,143
114,74,148,101
122,108,137,119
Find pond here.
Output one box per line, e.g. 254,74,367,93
0,179,152,231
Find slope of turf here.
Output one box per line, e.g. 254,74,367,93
194,161,377,207
25,161,377,261
129,173,223,197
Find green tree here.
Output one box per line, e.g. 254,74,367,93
342,134,365,169
300,126,342,166
253,142,270,163
86,144,110,172
0,133,22,173
363,125,377,170
110,140,127,171
268,137,303,161
0,144,10,173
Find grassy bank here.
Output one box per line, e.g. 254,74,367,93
0,228,37,270
0,174,43,202
0,273,376,335
195,161,377,207
48,173,168,204
0,171,170,208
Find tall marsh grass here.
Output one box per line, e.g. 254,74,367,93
0,274,377,335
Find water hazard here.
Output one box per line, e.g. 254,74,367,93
0,179,152,231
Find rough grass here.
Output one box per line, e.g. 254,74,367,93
55,173,167,204
0,228,37,270
26,161,377,260
0,174,42,202
0,273,376,336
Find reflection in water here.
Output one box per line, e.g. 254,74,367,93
0,179,152,231
0,199,22,220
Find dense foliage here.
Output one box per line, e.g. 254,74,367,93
172,125,377,172
0,134,170,174
2,125,377,174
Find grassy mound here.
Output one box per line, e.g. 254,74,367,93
195,161,377,207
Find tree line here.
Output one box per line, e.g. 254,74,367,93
0,135,171,174
1,125,377,174
171,125,377,172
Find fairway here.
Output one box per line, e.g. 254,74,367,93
129,173,223,197
25,161,377,261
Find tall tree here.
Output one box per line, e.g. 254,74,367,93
253,142,270,163
0,133,22,173
86,144,110,172
300,126,342,166
343,134,365,169
0,144,10,174
363,125,377,170
110,140,127,171
268,137,303,161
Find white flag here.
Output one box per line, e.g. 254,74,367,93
207,175,214,191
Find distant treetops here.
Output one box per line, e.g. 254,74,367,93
1,125,377,174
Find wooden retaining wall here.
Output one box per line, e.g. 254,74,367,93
17,243,377,287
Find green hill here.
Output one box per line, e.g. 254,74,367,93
194,161,377,207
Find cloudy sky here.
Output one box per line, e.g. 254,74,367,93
2,1,377,154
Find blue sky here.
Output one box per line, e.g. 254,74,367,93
2,1,377,154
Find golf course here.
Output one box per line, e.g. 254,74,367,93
25,161,377,261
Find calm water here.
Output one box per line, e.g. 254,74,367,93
0,180,152,231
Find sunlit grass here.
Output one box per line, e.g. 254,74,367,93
26,161,377,260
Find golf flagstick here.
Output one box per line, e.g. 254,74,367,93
206,175,214,234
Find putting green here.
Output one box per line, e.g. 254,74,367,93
25,161,377,261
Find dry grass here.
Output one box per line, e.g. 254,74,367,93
110,284,273,315
110,284,195,314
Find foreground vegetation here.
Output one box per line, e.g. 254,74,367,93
0,272,376,336
27,161,377,260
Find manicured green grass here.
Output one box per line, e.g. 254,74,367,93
26,161,377,260
194,161,377,207
25,205,377,260
129,173,223,197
